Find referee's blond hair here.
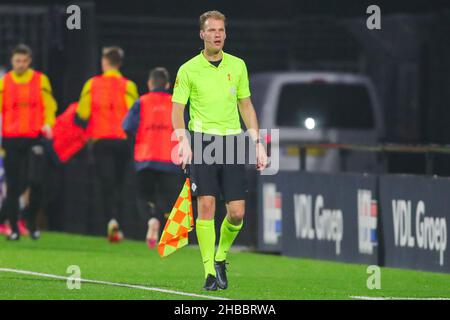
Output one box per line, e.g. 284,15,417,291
199,10,226,30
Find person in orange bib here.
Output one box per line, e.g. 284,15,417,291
122,67,183,248
0,44,57,240
74,46,138,242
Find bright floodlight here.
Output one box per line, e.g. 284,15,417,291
305,117,316,130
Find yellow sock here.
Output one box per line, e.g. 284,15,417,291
215,217,243,262
196,219,216,278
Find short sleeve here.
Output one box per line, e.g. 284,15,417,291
125,80,139,109
237,60,251,99
41,74,58,126
76,79,92,120
0,76,4,114
171,66,190,105
40,74,53,94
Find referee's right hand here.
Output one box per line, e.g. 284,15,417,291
179,139,192,169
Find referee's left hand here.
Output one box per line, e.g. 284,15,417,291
256,142,268,171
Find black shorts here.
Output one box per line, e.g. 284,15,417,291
189,132,248,202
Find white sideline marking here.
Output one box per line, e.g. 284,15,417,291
350,295,450,300
0,268,230,300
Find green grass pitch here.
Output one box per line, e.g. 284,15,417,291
1,232,450,300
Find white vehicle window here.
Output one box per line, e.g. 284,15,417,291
276,83,374,129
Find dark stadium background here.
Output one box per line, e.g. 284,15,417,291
1,0,449,246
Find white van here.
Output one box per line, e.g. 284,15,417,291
250,72,384,173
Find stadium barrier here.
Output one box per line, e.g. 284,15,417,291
379,174,449,273
258,143,450,273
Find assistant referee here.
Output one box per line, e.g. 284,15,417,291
172,10,268,291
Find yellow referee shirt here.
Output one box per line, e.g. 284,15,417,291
172,51,251,136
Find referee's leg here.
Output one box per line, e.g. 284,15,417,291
196,195,217,281
191,163,220,290
190,133,220,290
218,199,245,260
213,160,247,289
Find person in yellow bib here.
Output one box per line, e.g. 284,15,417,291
0,44,57,240
172,11,268,290
74,46,138,242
